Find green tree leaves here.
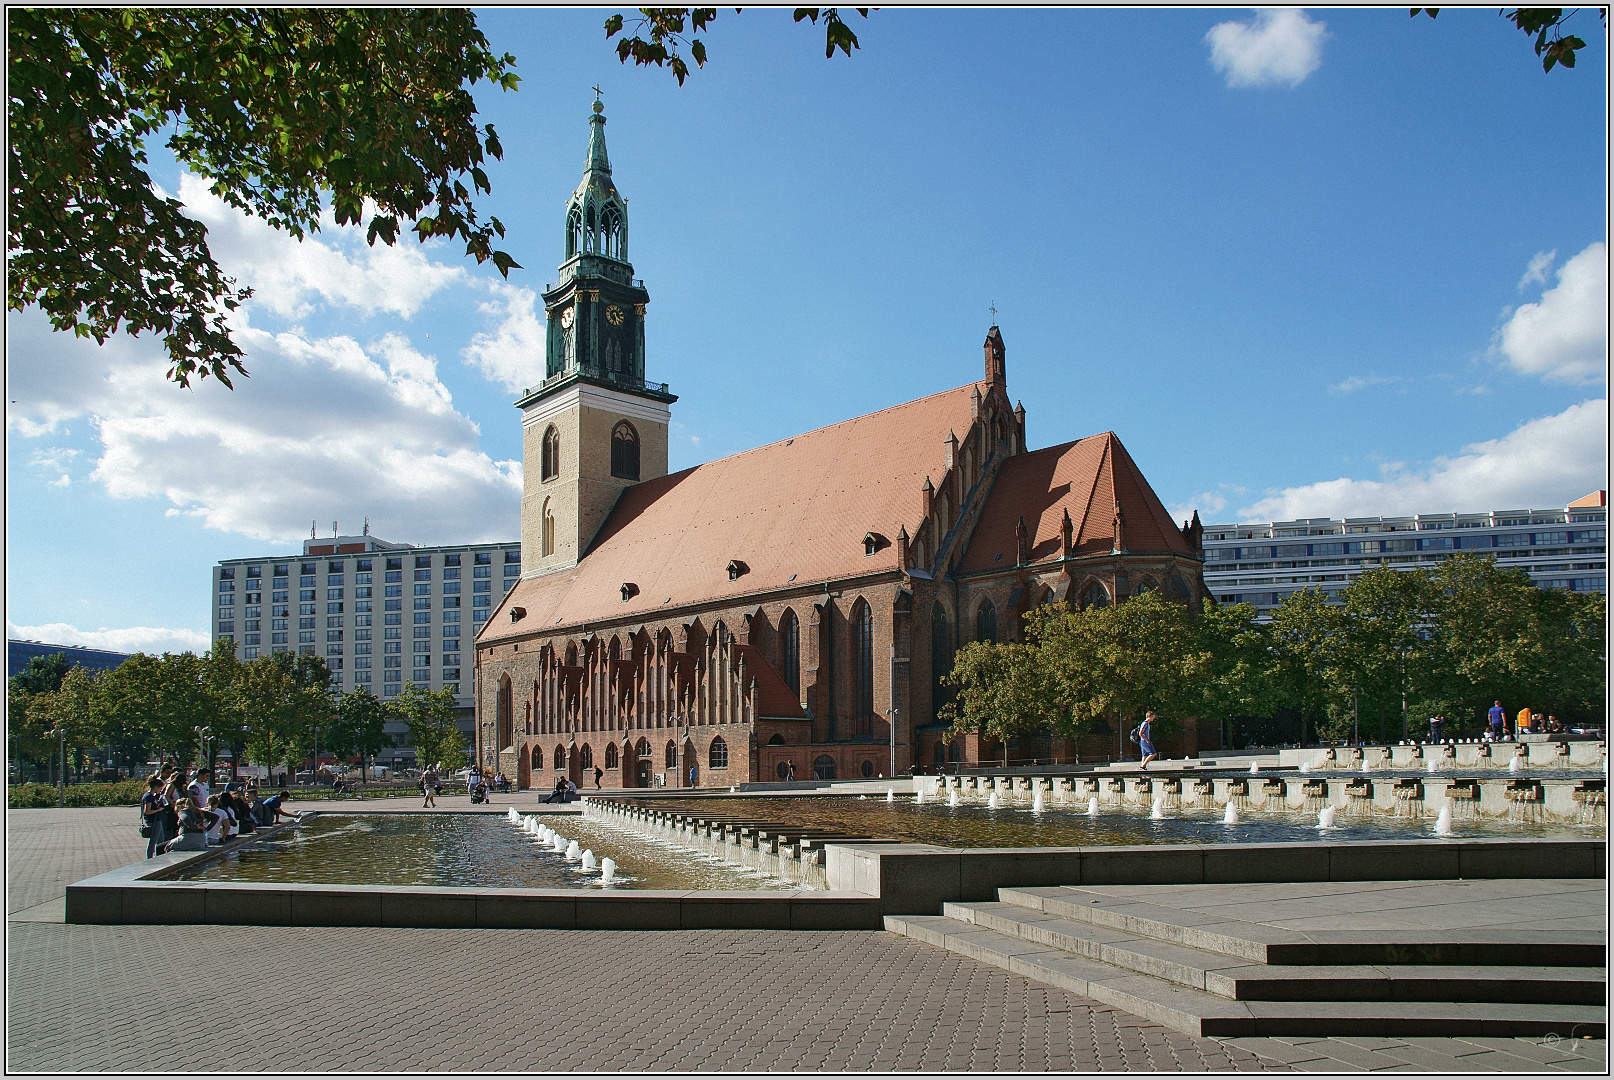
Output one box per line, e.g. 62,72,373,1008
1412,7,1602,73
8,10,520,387
326,685,391,775
605,7,868,84
936,554,1606,752
389,683,466,773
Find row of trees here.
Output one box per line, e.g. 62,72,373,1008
943,554,1606,751
8,642,467,784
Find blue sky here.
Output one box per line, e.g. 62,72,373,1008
6,7,1607,653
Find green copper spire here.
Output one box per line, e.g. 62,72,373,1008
582,99,613,189
562,99,627,264
532,95,671,405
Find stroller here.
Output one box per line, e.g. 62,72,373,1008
469,781,490,804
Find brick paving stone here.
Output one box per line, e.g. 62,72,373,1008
8,806,1604,1073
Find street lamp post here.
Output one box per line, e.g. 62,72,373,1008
45,727,66,807
193,725,213,777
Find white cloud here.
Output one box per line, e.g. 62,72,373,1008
7,308,522,545
461,281,547,393
1235,398,1608,520
1206,9,1328,89
1331,374,1404,395
1519,249,1556,290
29,446,79,486
6,620,211,656
1495,242,1607,385
176,173,465,321
6,172,526,546
1171,484,1248,523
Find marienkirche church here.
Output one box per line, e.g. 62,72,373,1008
473,102,1209,789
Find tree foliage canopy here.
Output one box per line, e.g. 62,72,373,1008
939,554,1606,752
8,9,519,387
390,683,466,773
605,7,868,84
1412,7,1604,71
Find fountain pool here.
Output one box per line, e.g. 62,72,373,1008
176,814,798,891
658,795,1601,848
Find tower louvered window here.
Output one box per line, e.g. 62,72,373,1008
541,426,560,481
611,421,640,480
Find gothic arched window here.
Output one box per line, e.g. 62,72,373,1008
976,600,997,643
1081,581,1110,610
665,741,677,769
579,744,593,771
605,743,618,769
779,608,800,696
553,745,565,770
852,599,874,723
709,736,728,770
497,675,513,748
541,426,560,481
541,498,555,558
931,601,953,720
636,738,651,759
611,421,640,481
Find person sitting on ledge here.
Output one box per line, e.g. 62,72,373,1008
541,777,567,804
159,798,218,854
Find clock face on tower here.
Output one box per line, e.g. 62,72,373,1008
559,305,574,329
605,304,625,327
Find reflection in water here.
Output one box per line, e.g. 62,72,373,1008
179,814,796,891
674,796,1599,847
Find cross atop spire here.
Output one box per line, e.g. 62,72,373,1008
592,84,603,102
988,301,997,325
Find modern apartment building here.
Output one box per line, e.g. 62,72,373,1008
1201,490,1606,614
212,533,521,766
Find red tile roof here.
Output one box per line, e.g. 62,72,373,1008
480,382,984,641
957,432,1193,572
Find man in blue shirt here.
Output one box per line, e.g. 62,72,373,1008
1487,701,1505,741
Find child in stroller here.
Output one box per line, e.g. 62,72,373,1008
469,780,490,804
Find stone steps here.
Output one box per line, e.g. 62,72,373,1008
999,885,1608,968
883,883,1607,1039
943,900,1605,1005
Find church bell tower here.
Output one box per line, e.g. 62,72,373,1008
517,99,677,578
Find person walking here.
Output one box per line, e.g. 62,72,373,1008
688,762,698,788
786,761,796,783
422,768,438,808
594,765,604,790
1487,701,1505,741
1138,711,1160,771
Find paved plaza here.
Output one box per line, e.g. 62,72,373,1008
7,802,1606,1073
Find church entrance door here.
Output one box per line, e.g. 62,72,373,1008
568,746,582,787
518,746,531,791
